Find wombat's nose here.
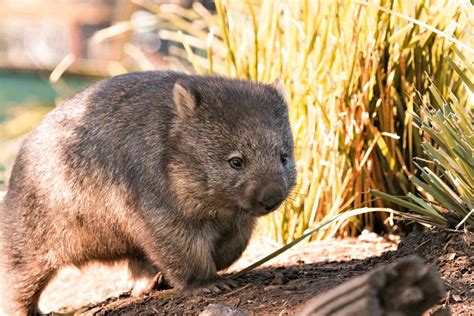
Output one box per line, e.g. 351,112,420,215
258,184,285,211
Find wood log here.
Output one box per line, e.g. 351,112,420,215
299,255,447,316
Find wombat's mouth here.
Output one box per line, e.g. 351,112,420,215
245,201,284,217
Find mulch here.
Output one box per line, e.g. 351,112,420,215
43,229,472,315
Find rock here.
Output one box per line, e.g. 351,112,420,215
298,255,448,316
199,303,247,316
270,272,288,285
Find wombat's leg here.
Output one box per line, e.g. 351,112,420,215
4,259,55,316
214,237,249,272
214,217,255,271
142,233,235,296
127,257,165,297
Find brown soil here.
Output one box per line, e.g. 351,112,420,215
44,229,472,315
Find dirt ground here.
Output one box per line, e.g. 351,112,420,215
41,229,472,315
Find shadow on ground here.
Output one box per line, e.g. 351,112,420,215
72,230,472,315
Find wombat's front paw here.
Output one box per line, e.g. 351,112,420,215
184,277,238,296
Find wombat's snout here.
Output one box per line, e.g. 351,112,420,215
258,183,286,211
243,182,287,216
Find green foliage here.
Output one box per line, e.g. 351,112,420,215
0,164,4,185
372,48,474,228
0,164,6,198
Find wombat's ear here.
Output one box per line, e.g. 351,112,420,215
173,82,197,118
271,79,286,99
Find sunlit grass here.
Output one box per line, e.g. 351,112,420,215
372,48,473,228
93,0,473,243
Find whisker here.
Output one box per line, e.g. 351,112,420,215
289,192,306,196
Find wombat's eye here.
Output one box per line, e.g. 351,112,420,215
281,153,289,165
229,157,244,170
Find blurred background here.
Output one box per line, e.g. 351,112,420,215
0,0,215,179
0,0,472,243
0,0,215,187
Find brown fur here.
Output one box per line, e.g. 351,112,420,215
0,71,296,315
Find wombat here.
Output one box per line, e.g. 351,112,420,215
0,71,296,315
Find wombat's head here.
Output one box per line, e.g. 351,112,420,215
168,76,296,218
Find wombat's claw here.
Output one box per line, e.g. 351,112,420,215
186,277,238,296
219,277,238,290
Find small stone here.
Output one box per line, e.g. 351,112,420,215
200,304,247,316
229,298,241,307
431,307,452,316
264,285,282,291
452,294,462,302
270,272,288,285
446,253,456,260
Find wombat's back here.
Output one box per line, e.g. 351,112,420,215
0,72,190,314
1,72,185,266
